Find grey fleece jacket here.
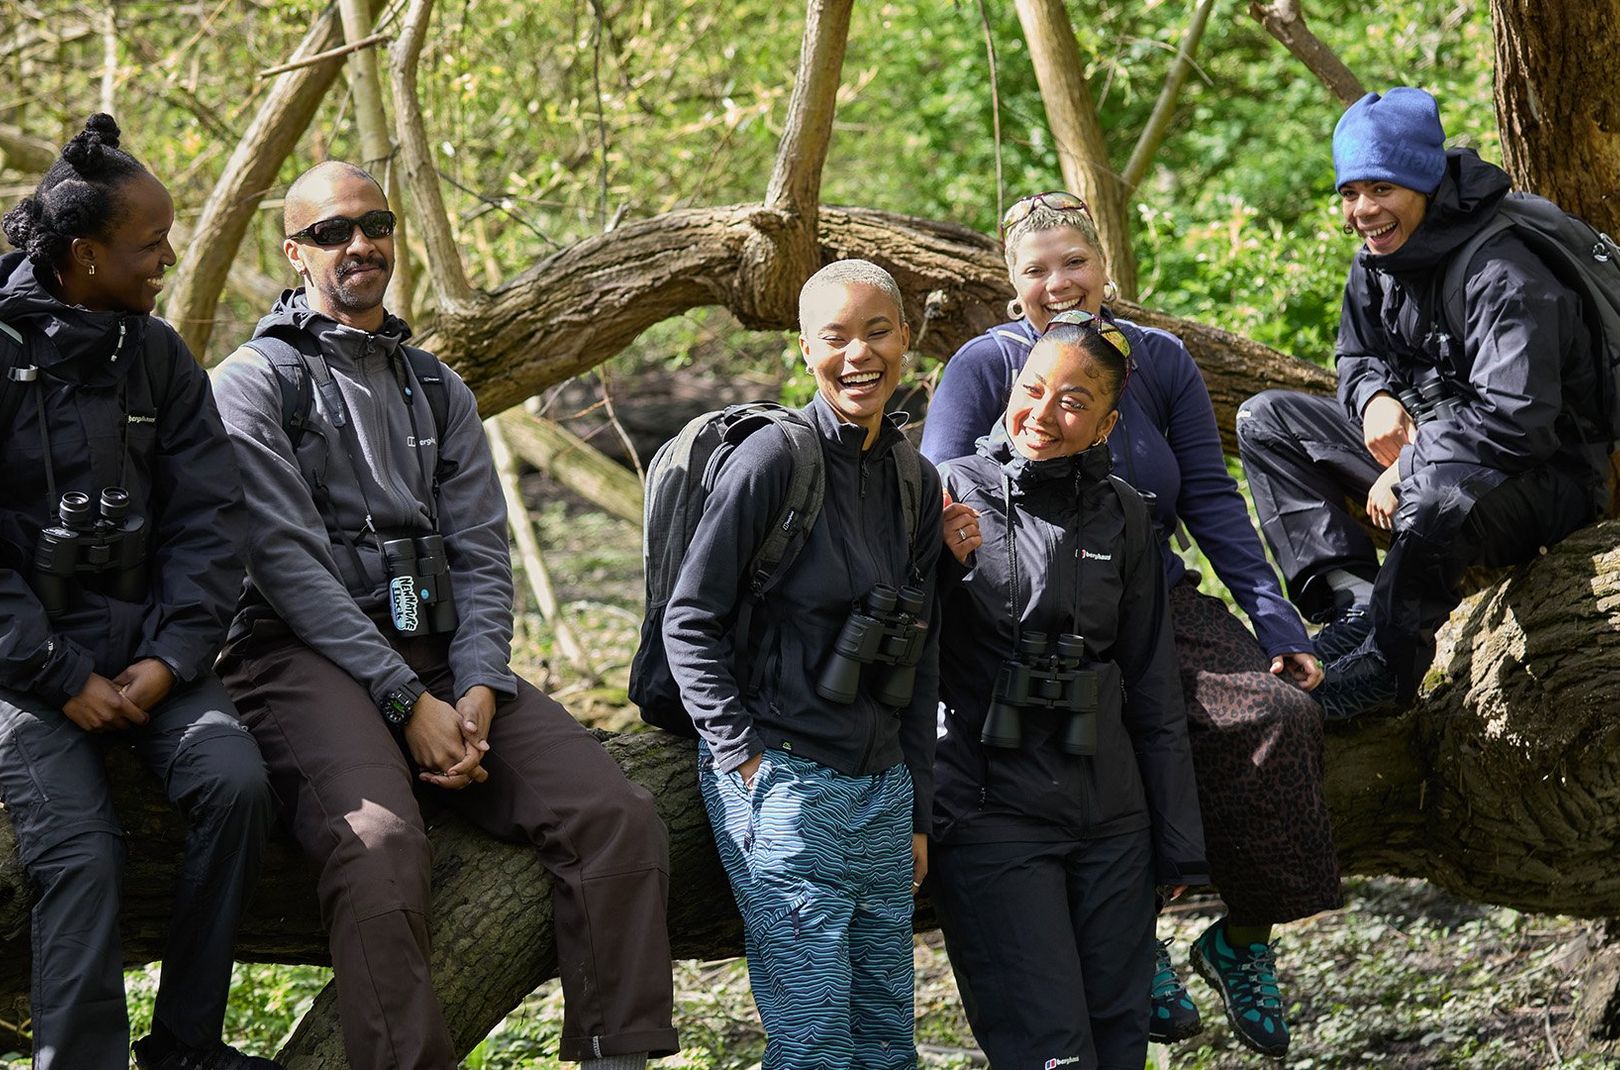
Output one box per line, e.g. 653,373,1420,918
210,290,515,706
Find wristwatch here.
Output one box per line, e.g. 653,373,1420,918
378,680,426,727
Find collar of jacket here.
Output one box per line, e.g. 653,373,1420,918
804,390,910,460
252,286,412,367
1358,148,1512,280
0,250,144,386
977,419,1114,496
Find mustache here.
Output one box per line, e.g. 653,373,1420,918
337,256,388,279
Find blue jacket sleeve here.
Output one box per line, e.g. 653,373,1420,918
1114,485,1209,886
133,326,248,682
661,432,792,774
1147,332,1312,657
921,332,1011,465
1399,242,1583,479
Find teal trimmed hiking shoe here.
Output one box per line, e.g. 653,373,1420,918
1191,922,1290,1058
1149,938,1203,1043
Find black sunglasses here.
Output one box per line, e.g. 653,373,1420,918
286,209,397,247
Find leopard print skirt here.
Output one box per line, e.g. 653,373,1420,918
1170,576,1343,926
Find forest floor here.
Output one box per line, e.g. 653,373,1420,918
3,473,1609,1070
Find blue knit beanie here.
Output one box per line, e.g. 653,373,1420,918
1332,88,1447,193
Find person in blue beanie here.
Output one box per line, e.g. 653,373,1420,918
923,194,1336,1059
1236,87,1605,719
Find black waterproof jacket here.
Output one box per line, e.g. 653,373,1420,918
933,427,1208,885
663,393,944,832
1337,149,1607,497
0,252,246,706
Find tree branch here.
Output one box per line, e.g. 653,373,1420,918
1248,0,1367,107
0,122,55,175
1011,0,1139,298
389,0,478,312
165,0,390,360
340,0,415,320
762,0,855,219
255,31,390,80
1124,0,1218,193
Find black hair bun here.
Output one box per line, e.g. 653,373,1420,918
61,113,123,174
1,196,41,250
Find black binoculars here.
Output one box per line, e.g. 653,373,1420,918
33,488,149,616
1397,368,1459,426
382,533,459,636
816,584,928,708
981,631,1102,755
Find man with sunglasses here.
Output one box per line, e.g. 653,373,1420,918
209,161,678,1070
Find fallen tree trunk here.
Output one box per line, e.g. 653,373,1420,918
2,519,1619,1058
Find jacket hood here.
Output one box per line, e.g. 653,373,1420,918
252,287,413,358
0,250,144,385
977,419,1114,493
1360,148,1511,277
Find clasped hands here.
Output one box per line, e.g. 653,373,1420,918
405,683,496,790
63,657,174,732
1362,392,1414,531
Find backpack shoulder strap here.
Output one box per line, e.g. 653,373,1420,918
0,319,36,436
736,407,826,597
400,345,457,488
1109,474,1150,588
891,437,926,578
1440,214,1516,342
244,330,323,450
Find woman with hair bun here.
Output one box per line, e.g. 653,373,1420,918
0,115,280,1070
930,313,1206,1069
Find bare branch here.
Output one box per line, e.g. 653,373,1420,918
974,0,1005,222
1011,0,1139,298
485,418,597,682
1248,0,1367,107
762,0,855,219
0,122,55,175
165,0,390,359
389,0,478,311
256,31,390,80
1124,0,1219,193
339,0,414,320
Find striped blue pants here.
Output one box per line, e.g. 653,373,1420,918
699,744,917,1069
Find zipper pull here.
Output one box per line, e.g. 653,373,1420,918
110,317,127,363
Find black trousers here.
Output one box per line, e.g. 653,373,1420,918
1237,390,1594,693
0,674,274,1070
929,832,1155,1070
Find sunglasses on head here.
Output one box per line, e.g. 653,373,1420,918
999,191,1094,239
1047,308,1132,361
286,209,397,247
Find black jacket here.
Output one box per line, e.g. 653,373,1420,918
0,252,246,705
663,393,943,832
933,428,1208,885
1337,149,1607,495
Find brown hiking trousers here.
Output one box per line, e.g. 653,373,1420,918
219,620,678,1067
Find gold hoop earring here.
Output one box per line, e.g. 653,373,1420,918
1007,298,1024,321
1102,279,1119,304
87,263,96,276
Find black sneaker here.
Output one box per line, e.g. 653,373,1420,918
1313,635,1399,722
1312,603,1372,663
1191,922,1289,1058
132,1036,285,1070
1148,937,1203,1043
